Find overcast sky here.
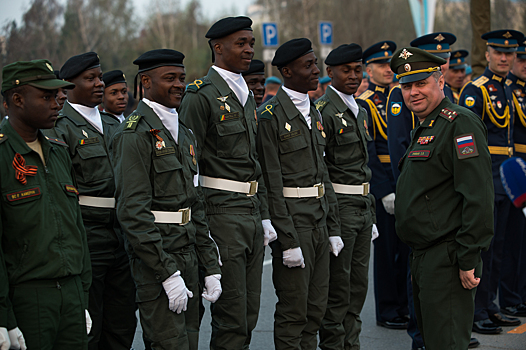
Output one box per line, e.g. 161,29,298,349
0,0,252,27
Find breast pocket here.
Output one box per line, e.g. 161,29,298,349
334,132,363,164
152,155,184,197
75,145,112,183
215,120,249,158
278,135,310,174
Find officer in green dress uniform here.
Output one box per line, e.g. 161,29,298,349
315,44,376,350
109,49,222,349
446,50,469,104
242,59,266,107
178,16,277,350
0,59,91,349
459,29,524,334
393,47,494,350
256,38,342,350
102,70,128,122
43,52,137,350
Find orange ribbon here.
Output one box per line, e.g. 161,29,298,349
12,153,37,185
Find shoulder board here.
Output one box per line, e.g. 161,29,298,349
473,76,489,88
258,103,275,120
186,78,210,93
45,136,68,147
439,108,458,122
124,114,143,131
315,100,328,111
0,133,8,145
356,90,374,101
506,79,512,86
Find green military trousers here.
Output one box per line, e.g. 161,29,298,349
207,210,264,350
10,275,87,350
272,225,330,350
411,241,481,350
319,203,373,350
137,247,199,350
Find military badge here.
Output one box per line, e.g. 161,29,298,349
514,89,522,97
399,49,413,60
390,102,402,116
285,122,291,131
82,130,89,138
364,120,369,136
373,94,381,105
417,136,435,145
455,134,479,159
316,121,326,138
150,129,165,150
435,34,445,42
189,144,196,165
497,101,502,109
488,84,496,92
465,96,476,108
12,153,38,185
503,31,512,38
46,63,53,72
404,64,411,72
381,42,389,50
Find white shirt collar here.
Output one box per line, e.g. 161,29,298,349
143,98,179,144
282,85,312,128
212,65,249,106
68,101,104,134
103,110,125,123
330,85,360,118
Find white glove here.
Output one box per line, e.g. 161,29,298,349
0,328,10,350
209,232,222,267
262,219,278,246
162,271,193,313
283,247,305,268
371,224,379,241
85,310,92,335
328,236,344,257
382,193,395,215
202,274,222,303
8,327,26,350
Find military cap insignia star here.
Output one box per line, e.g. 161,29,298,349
381,42,389,50
46,63,53,72
503,31,513,38
399,49,413,60
434,34,445,42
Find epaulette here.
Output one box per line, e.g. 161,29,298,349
315,100,328,112
472,76,489,88
356,90,374,101
124,114,143,131
186,79,210,93
0,133,8,145
506,79,513,86
439,108,458,122
259,103,275,120
45,136,68,147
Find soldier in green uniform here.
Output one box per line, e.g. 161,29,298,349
102,70,128,123
256,38,342,350
392,47,494,350
178,17,277,350
316,44,376,350
0,59,91,349
43,52,137,350
109,49,222,349
242,59,266,107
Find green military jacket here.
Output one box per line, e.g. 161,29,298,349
0,122,91,320
316,87,376,220
179,67,269,217
256,87,341,251
395,98,494,271
43,101,122,253
109,101,221,303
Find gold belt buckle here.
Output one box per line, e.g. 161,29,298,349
362,182,370,196
247,181,258,196
315,183,325,199
179,208,191,225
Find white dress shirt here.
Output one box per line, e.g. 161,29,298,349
330,85,360,118
68,101,104,134
143,98,179,144
212,65,249,106
282,86,312,128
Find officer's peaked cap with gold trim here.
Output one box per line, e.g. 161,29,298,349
363,41,396,65
411,32,456,59
482,30,524,53
390,47,446,84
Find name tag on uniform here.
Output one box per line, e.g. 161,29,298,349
280,129,301,141
79,137,99,145
6,187,41,202
220,112,240,121
155,147,176,157
408,150,431,158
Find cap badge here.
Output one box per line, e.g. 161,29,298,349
454,52,462,58
381,42,389,50
15,80,20,85
434,34,445,42
504,40,509,46
384,51,389,57
457,58,462,64
404,63,411,72
503,31,512,38
399,49,413,60
46,63,53,72
123,74,126,79
436,44,442,51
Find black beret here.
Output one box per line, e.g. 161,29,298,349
54,70,60,79
60,52,100,80
325,44,362,66
206,16,253,39
133,49,185,73
103,70,127,88
272,38,313,68
242,59,265,76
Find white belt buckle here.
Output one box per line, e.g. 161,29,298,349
362,183,370,196
315,183,325,199
179,208,191,225
248,181,258,196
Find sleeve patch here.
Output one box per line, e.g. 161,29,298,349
464,95,476,108
390,101,402,116
455,133,479,159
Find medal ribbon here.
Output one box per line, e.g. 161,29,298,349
12,153,38,185
149,129,164,142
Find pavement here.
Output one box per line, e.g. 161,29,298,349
132,246,526,349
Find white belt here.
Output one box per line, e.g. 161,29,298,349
200,175,258,196
332,182,370,196
152,208,191,225
78,195,116,208
283,183,324,198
